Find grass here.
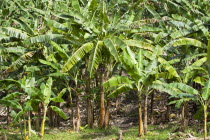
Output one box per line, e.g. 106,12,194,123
123,125,177,140
30,127,119,140
2,124,206,140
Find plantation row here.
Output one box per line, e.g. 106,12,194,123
0,0,210,139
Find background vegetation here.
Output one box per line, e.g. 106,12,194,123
0,0,210,139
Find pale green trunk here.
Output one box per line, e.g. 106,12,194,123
204,105,207,140
28,111,31,137
41,107,47,137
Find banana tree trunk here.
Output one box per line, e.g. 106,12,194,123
7,106,10,128
204,105,208,140
76,95,81,132
150,92,154,125
28,111,31,137
138,102,144,137
85,59,94,128
181,102,188,131
144,95,148,134
104,100,110,129
41,106,47,137
24,115,28,140
72,112,76,131
99,72,105,128
68,93,75,131
87,98,94,128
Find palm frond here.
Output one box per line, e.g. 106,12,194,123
103,76,133,89
62,42,94,72
88,41,103,76
24,34,63,44
158,57,180,80
104,38,119,61
2,27,28,39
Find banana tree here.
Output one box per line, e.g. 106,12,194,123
104,40,161,136
152,38,210,139
0,76,68,138
39,77,68,137
0,78,37,140
58,0,128,128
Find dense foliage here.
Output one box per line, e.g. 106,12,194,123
0,0,210,139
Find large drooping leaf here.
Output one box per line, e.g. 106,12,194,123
51,88,66,103
164,38,206,50
39,59,59,70
125,40,155,51
108,84,133,98
4,51,35,73
44,18,68,31
169,83,199,95
170,29,192,39
2,27,28,39
151,80,182,96
0,100,22,110
24,34,63,44
120,48,142,79
173,38,206,47
88,41,103,76
62,42,94,72
158,57,180,79
13,19,34,35
182,57,207,73
0,34,15,43
3,46,26,54
2,92,22,100
50,106,68,119
103,76,133,89
104,38,119,61
50,41,69,61
112,37,127,49
131,26,162,33
202,79,210,100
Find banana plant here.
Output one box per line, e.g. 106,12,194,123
39,77,68,137
152,76,209,140
104,39,161,136
152,38,210,140
0,78,36,140
0,76,68,138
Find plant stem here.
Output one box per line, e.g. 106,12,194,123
24,115,28,140
41,106,47,137
204,105,207,140
138,102,144,137
144,95,148,134
28,111,31,137
99,72,105,127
